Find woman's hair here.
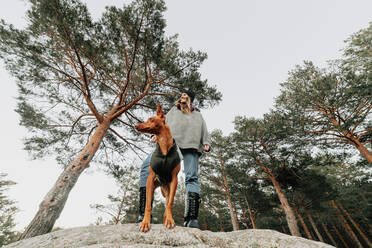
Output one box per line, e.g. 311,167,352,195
175,94,191,114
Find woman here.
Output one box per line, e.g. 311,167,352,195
138,90,210,228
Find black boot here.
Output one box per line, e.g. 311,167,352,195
137,187,146,223
184,192,200,228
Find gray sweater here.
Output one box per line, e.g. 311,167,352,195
165,106,211,153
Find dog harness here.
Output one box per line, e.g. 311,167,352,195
150,140,181,185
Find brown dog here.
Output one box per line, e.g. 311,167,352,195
135,104,181,232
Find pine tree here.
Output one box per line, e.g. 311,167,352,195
313,157,372,247
0,173,19,246
0,0,221,238
200,130,241,231
275,23,372,163
90,164,139,224
232,113,303,236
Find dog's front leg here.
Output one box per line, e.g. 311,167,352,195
164,163,181,229
140,168,156,232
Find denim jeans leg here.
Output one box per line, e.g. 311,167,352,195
139,152,152,188
183,151,200,195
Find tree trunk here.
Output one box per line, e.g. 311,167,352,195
238,200,250,229
279,218,288,234
332,223,350,248
114,189,127,224
352,138,372,163
294,206,312,240
326,114,372,163
244,194,257,229
330,200,363,248
224,189,239,231
303,208,324,242
256,161,301,237
357,208,372,235
200,208,208,231
202,215,208,230
219,155,240,231
338,202,372,248
321,222,338,247
217,211,224,232
19,119,111,239
201,205,208,231
270,174,301,236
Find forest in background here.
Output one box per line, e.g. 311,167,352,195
91,21,372,248
0,0,370,247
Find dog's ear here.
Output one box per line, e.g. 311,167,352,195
156,104,165,119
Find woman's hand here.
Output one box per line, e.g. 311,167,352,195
204,144,210,152
151,136,157,143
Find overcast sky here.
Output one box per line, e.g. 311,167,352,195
0,0,371,231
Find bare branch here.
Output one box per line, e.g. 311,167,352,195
53,0,103,123
153,59,199,85
117,11,145,107
110,73,152,120
108,128,147,157
147,92,175,97
69,113,95,136
134,102,155,110
351,104,372,134
126,110,144,123
85,125,98,146
116,118,135,128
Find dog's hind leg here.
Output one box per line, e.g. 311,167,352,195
140,168,157,232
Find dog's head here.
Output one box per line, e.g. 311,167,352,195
135,104,166,135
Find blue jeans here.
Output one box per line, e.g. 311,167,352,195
139,150,200,194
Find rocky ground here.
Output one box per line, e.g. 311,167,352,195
5,223,335,248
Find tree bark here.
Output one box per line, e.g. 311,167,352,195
352,138,372,163
201,205,208,231
19,119,111,239
323,111,372,163
304,208,324,242
330,200,363,248
332,223,350,248
279,218,288,234
294,206,312,240
114,189,127,224
202,214,208,231
269,174,301,236
256,160,301,237
338,202,372,248
217,211,224,232
321,222,338,247
357,208,372,235
238,200,250,229
224,189,240,231
219,155,240,231
244,194,257,229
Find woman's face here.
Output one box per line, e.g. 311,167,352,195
180,93,189,104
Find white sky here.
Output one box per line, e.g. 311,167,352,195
0,0,371,231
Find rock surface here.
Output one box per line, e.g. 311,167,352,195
5,224,335,248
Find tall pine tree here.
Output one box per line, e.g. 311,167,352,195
0,0,221,238
275,23,372,163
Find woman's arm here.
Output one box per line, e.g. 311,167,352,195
201,116,211,152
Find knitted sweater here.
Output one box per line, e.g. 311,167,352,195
165,106,211,154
